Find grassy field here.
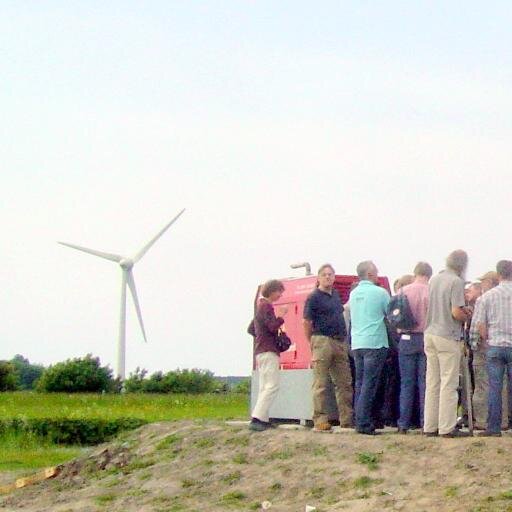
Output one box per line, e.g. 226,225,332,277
0,392,248,474
0,432,85,472
0,392,248,421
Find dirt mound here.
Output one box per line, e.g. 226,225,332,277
1,421,512,511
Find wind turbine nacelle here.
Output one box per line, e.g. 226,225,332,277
120,258,134,270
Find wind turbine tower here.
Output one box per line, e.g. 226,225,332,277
59,209,185,380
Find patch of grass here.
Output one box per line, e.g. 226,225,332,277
182,479,196,488
0,431,85,471
354,476,382,489
123,457,156,473
156,434,181,450
356,451,381,470
102,476,122,488
445,485,458,497
225,435,249,447
501,490,512,499
194,438,215,448
221,491,246,504
270,482,282,491
95,493,117,505
313,445,328,456
221,470,242,485
0,392,247,422
127,489,149,497
309,486,325,498
232,453,248,464
268,449,293,460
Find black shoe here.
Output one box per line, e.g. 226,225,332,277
423,430,439,437
373,422,385,429
440,429,472,438
356,429,380,436
397,428,408,435
477,430,502,437
249,418,270,432
456,415,469,429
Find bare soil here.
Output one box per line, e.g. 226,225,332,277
1,421,512,512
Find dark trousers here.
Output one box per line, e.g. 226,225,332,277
373,348,400,426
487,346,512,433
353,348,388,432
398,351,426,429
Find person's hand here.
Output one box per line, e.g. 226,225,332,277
462,306,473,318
276,306,288,317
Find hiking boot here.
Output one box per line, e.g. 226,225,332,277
477,430,502,437
423,430,439,437
314,422,332,432
440,429,472,438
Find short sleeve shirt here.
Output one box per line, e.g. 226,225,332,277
425,269,466,341
349,280,390,349
470,282,512,347
303,288,346,338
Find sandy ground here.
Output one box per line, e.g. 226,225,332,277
1,421,512,512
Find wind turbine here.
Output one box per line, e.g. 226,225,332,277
59,209,185,380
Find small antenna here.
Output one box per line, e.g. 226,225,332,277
290,262,312,276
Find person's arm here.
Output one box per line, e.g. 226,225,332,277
451,279,469,323
303,319,313,342
469,297,486,348
303,295,314,342
261,303,284,334
477,322,488,342
452,306,471,323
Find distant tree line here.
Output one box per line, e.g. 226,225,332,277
0,354,250,394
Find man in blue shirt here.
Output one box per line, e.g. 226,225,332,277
350,260,390,435
303,264,353,431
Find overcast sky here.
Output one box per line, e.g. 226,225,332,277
2,2,511,377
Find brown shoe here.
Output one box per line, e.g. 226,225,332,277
314,422,332,432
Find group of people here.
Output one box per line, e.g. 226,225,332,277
249,250,512,438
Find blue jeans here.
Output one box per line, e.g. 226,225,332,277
487,346,512,433
353,348,388,432
398,351,426,429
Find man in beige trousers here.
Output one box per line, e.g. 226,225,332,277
424,250,472,438
303,264,353,431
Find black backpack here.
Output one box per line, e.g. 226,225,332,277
386,293,417,330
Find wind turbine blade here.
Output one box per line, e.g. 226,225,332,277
126,269,147,343
58,242,123,263
133,208,185,263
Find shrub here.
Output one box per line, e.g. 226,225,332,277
0,362,19,391
124,368,216,394
0,417,146,445
10,355,44,390
232,378,250,394
37,354,115,393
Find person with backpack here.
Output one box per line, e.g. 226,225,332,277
395,262,432,434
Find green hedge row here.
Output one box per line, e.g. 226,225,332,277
0,417,147,445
